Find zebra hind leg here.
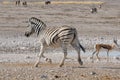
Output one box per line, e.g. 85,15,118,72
71,42,83,65
35,54,52,67
59,44,67,67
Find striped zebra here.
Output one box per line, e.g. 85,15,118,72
25,17,85,67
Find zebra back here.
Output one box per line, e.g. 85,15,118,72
43,26,76,46
29,17,47,36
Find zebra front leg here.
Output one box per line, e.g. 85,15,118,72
34,44,44,67
34,46,52,67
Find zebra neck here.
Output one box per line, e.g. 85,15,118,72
36,27,46,36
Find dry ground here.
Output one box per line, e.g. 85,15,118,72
0,0,120,80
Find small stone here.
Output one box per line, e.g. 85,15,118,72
54,75,60,78
41,75,48,79
87,57,92,60
81,74,86,78
13,40,16,43
113,56,119,60
90,71,96,75
64,73,68,77
20,47,26,50
49,70,54,73
26,56,31,59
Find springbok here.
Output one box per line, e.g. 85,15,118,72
91,39,119,62
15,0,20,6
45,0,51,5
91,7,97,13
22,1,27,7
99,5,102,9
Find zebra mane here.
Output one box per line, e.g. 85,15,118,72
29,17,47,36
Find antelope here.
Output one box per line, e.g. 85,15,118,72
91,7,97,13
99,3,104,9
15,0,20,6
99,5,102,9
91,39,119,62
22,1,27,7
45,0,51,5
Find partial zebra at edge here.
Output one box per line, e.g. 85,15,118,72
25,17,85,67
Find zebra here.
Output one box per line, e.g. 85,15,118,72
25,17,85,67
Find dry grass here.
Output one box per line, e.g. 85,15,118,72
51,1,104,4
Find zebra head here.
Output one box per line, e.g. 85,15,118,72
25,23,35,37
25,17,46,37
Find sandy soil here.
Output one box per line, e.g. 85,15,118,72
0,0,120,80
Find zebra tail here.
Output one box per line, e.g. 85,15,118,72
79,43,86,53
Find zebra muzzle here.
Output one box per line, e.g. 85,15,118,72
25,32,30,37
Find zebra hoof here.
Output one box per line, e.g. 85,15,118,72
34,63,39,67
79,61,83,65
34,65,38,67
78,59,83,65
59,64,64,67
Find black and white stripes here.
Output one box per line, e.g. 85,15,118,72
25,17,85,67
28,17,46,36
